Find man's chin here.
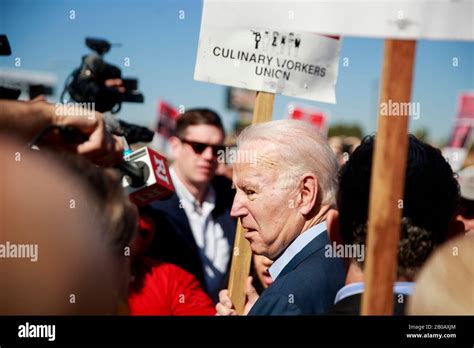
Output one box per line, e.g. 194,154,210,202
250,244,267,257
190,173,214,186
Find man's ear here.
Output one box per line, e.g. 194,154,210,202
168,136,181,160
327,208,343,245
298,173,318,216
447,215,467,240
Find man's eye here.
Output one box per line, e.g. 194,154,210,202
245,189,256,196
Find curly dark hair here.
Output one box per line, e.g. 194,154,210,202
338,134,460,279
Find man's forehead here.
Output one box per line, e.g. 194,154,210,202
233,171,272,190
233,163,269,181
239,140,279,168
183,124,224,142
234,142,280,183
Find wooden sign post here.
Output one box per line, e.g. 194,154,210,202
228,91,275,314
361,39,417,315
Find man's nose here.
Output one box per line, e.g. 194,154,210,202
231,191,248,218
201,145,215,161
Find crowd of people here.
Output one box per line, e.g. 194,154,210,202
1,98,473,316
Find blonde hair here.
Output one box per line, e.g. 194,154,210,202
408,236,474,315
237,119,338,205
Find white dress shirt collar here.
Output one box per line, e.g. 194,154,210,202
334,281,415,304
169,167,230,302
170,166,215,213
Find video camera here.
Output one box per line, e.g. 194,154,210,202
61,37,144,113
31,36,170,203
60,37,153,145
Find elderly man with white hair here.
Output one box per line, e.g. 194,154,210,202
217,119,345,315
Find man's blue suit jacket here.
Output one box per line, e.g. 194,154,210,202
146,175,236,296
249,231,345,315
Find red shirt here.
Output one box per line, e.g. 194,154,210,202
128,258,216,316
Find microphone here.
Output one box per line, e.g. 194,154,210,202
121,146,174,206
103,113,154,144
55,125,174,206
116,161,148,188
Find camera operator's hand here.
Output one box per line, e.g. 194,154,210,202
48,102,124,166
105,78,126,93
29,95,47,103
0,100,124,166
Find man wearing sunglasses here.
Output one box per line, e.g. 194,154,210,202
148,108,236,302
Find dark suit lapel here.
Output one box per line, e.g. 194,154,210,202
156,193,200,254
278,230,331,279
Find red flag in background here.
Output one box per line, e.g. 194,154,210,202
448,123,471,148
156,100,179,139
288,103,327,132
448,93,474,148
456,93,474,119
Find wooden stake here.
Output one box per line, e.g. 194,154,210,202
227,219,252,315
361,39,416,315
228,91,275,314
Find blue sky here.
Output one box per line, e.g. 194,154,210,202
1,0,473,143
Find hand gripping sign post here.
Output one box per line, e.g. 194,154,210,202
195,0,473,315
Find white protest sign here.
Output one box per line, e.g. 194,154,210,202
201,0,473,41
194,27,341,103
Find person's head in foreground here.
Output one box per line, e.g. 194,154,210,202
218,119,345,315
1,135,138,315
333,135,460,282
48,150,138,307
326,134,462,315
0,136,136,315
408,235,474,315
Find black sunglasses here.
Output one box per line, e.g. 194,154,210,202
180,138,225,156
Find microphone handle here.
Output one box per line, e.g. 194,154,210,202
57,125,148,188
116,161,147,187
